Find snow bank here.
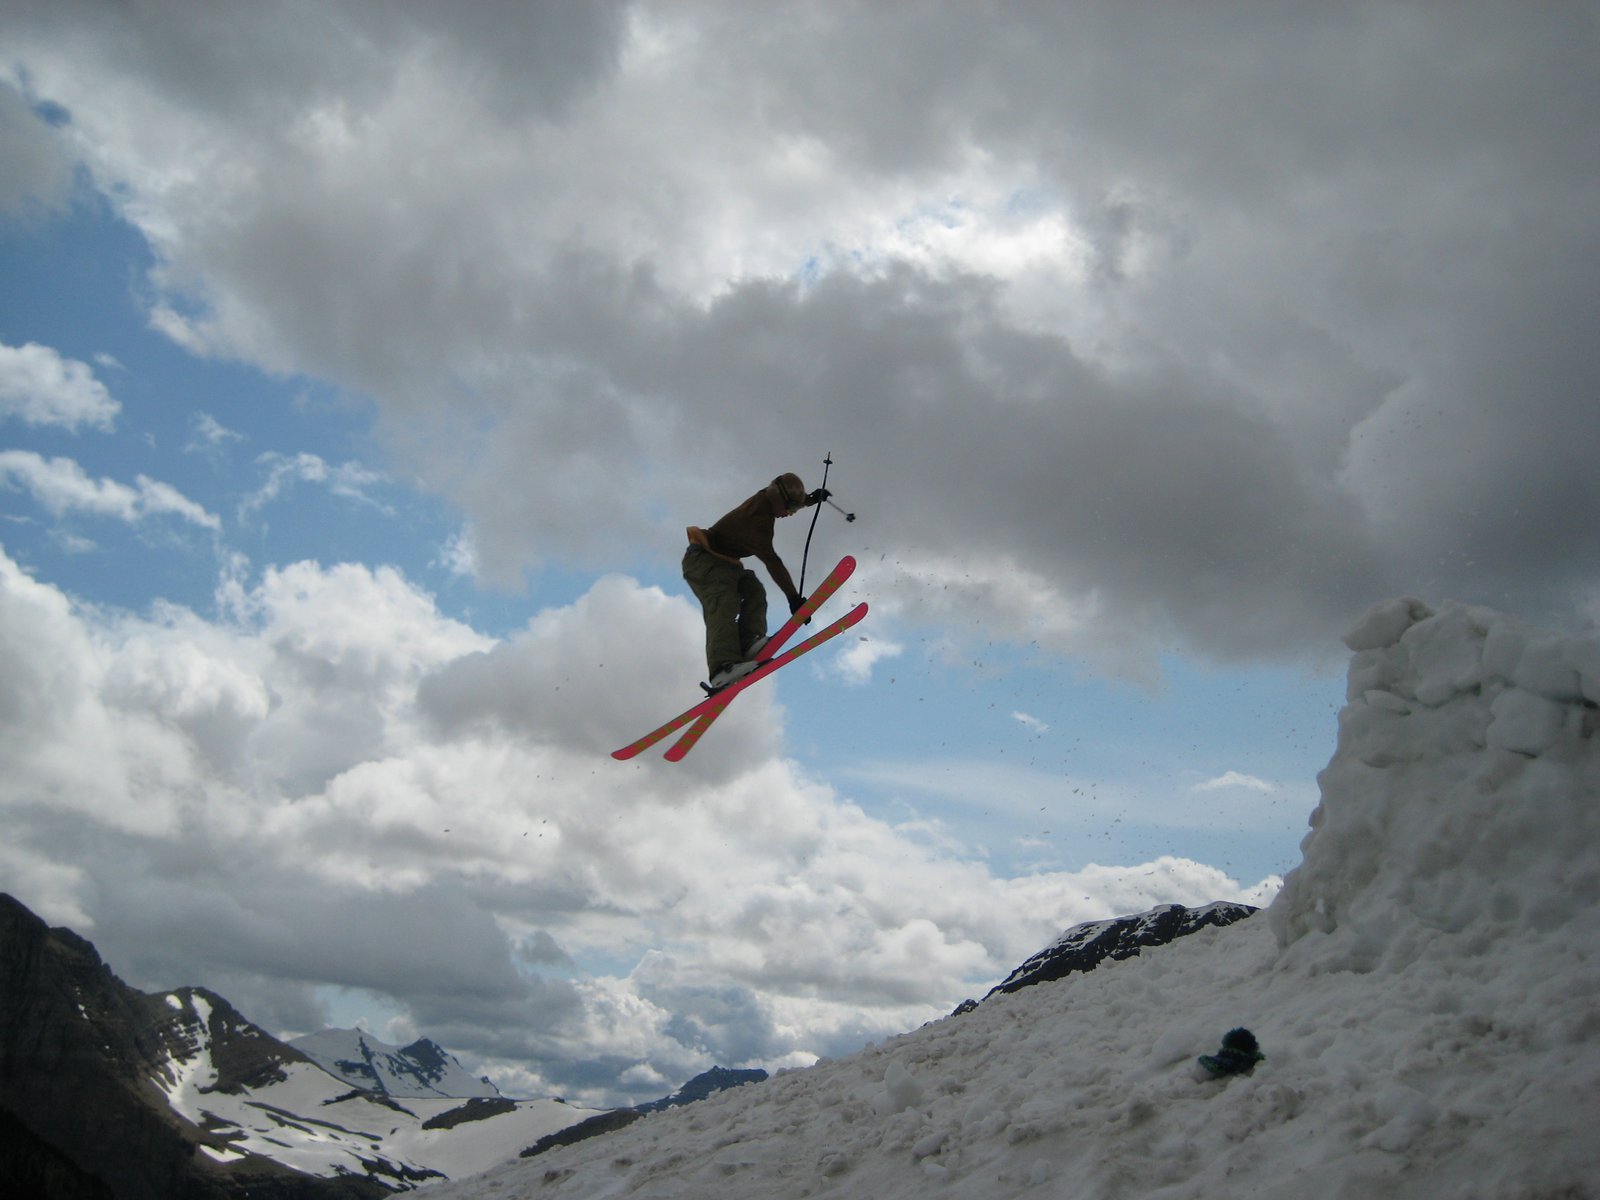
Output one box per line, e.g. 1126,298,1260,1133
1272,597,1600,953
436,599,1600,1200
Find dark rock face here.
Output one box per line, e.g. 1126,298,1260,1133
520,1107,646,1159
0,1105,116,1200
154,986,315,1096
0,893,383,1200
398,1037,450,1080
421,1096,518,1131
958,901,1259,1012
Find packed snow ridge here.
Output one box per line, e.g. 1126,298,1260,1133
435,598,1600,1200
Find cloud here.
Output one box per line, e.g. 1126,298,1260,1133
5,0,1598,1104
185,411,244,456
1193,771,1275,794
240,451,388,518
0,545,1271,1104
9,2,1597,668
0,450,219,530
0,80,72,217
1012,711,1048,734
0,341,120,431
830,632,902,685
435,526,478,580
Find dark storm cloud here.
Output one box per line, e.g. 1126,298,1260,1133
0,79,72,216
12,1,1594,662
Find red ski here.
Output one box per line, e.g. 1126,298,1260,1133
663,601,866,760
612,556,861,762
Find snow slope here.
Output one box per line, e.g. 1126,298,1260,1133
433,598,1600,1199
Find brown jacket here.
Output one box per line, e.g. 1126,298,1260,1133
687,488,802,602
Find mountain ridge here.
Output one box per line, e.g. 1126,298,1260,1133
0,893,602,1197
0,890,1244,1195
290,1026,502,1101
0,891,382,1200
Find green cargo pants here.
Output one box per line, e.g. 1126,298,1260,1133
682,546,768,675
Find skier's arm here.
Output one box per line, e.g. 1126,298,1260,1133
757,551,802,608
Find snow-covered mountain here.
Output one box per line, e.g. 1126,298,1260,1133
432,597,1600,1199
291,1027,502,1101
0,904,606,1197
975,899,1257,1003
151,989,602,1188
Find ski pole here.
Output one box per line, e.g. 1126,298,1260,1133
820,494,856,523
798,453,834,596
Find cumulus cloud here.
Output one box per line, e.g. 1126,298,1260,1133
0,340,120,431
0,545,1269,1104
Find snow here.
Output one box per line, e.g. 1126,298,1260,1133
430,598,1600,1199
380,1097,608,1182
148,995,603,1184
291,1026,502,1100
157,1051,602,1183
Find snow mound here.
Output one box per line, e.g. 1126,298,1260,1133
1271,597,1600,954
435,599,1600,1200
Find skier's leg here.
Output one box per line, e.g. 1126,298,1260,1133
735,568,768,657
683,548,745,675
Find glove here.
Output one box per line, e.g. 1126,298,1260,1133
807,488,831,504
789,594,811,624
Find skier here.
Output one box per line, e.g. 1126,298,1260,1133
616,460,859,761
683,473,825,688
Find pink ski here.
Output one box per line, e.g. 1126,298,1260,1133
663,601,867,760
612,556,860,761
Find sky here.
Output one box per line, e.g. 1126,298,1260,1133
1,1,1597,1108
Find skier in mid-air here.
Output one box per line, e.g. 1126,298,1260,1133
683,472,823,688
615,460,859,761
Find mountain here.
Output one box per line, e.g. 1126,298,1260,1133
954,900,1258,1013
0,1104,116,1200
426,597,1600,1199
0,895,604,1196
520,908,1257,1164
634,1065,770,1113
290,1028,502,1100
521,1066,771,1160
0,892,379,1200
